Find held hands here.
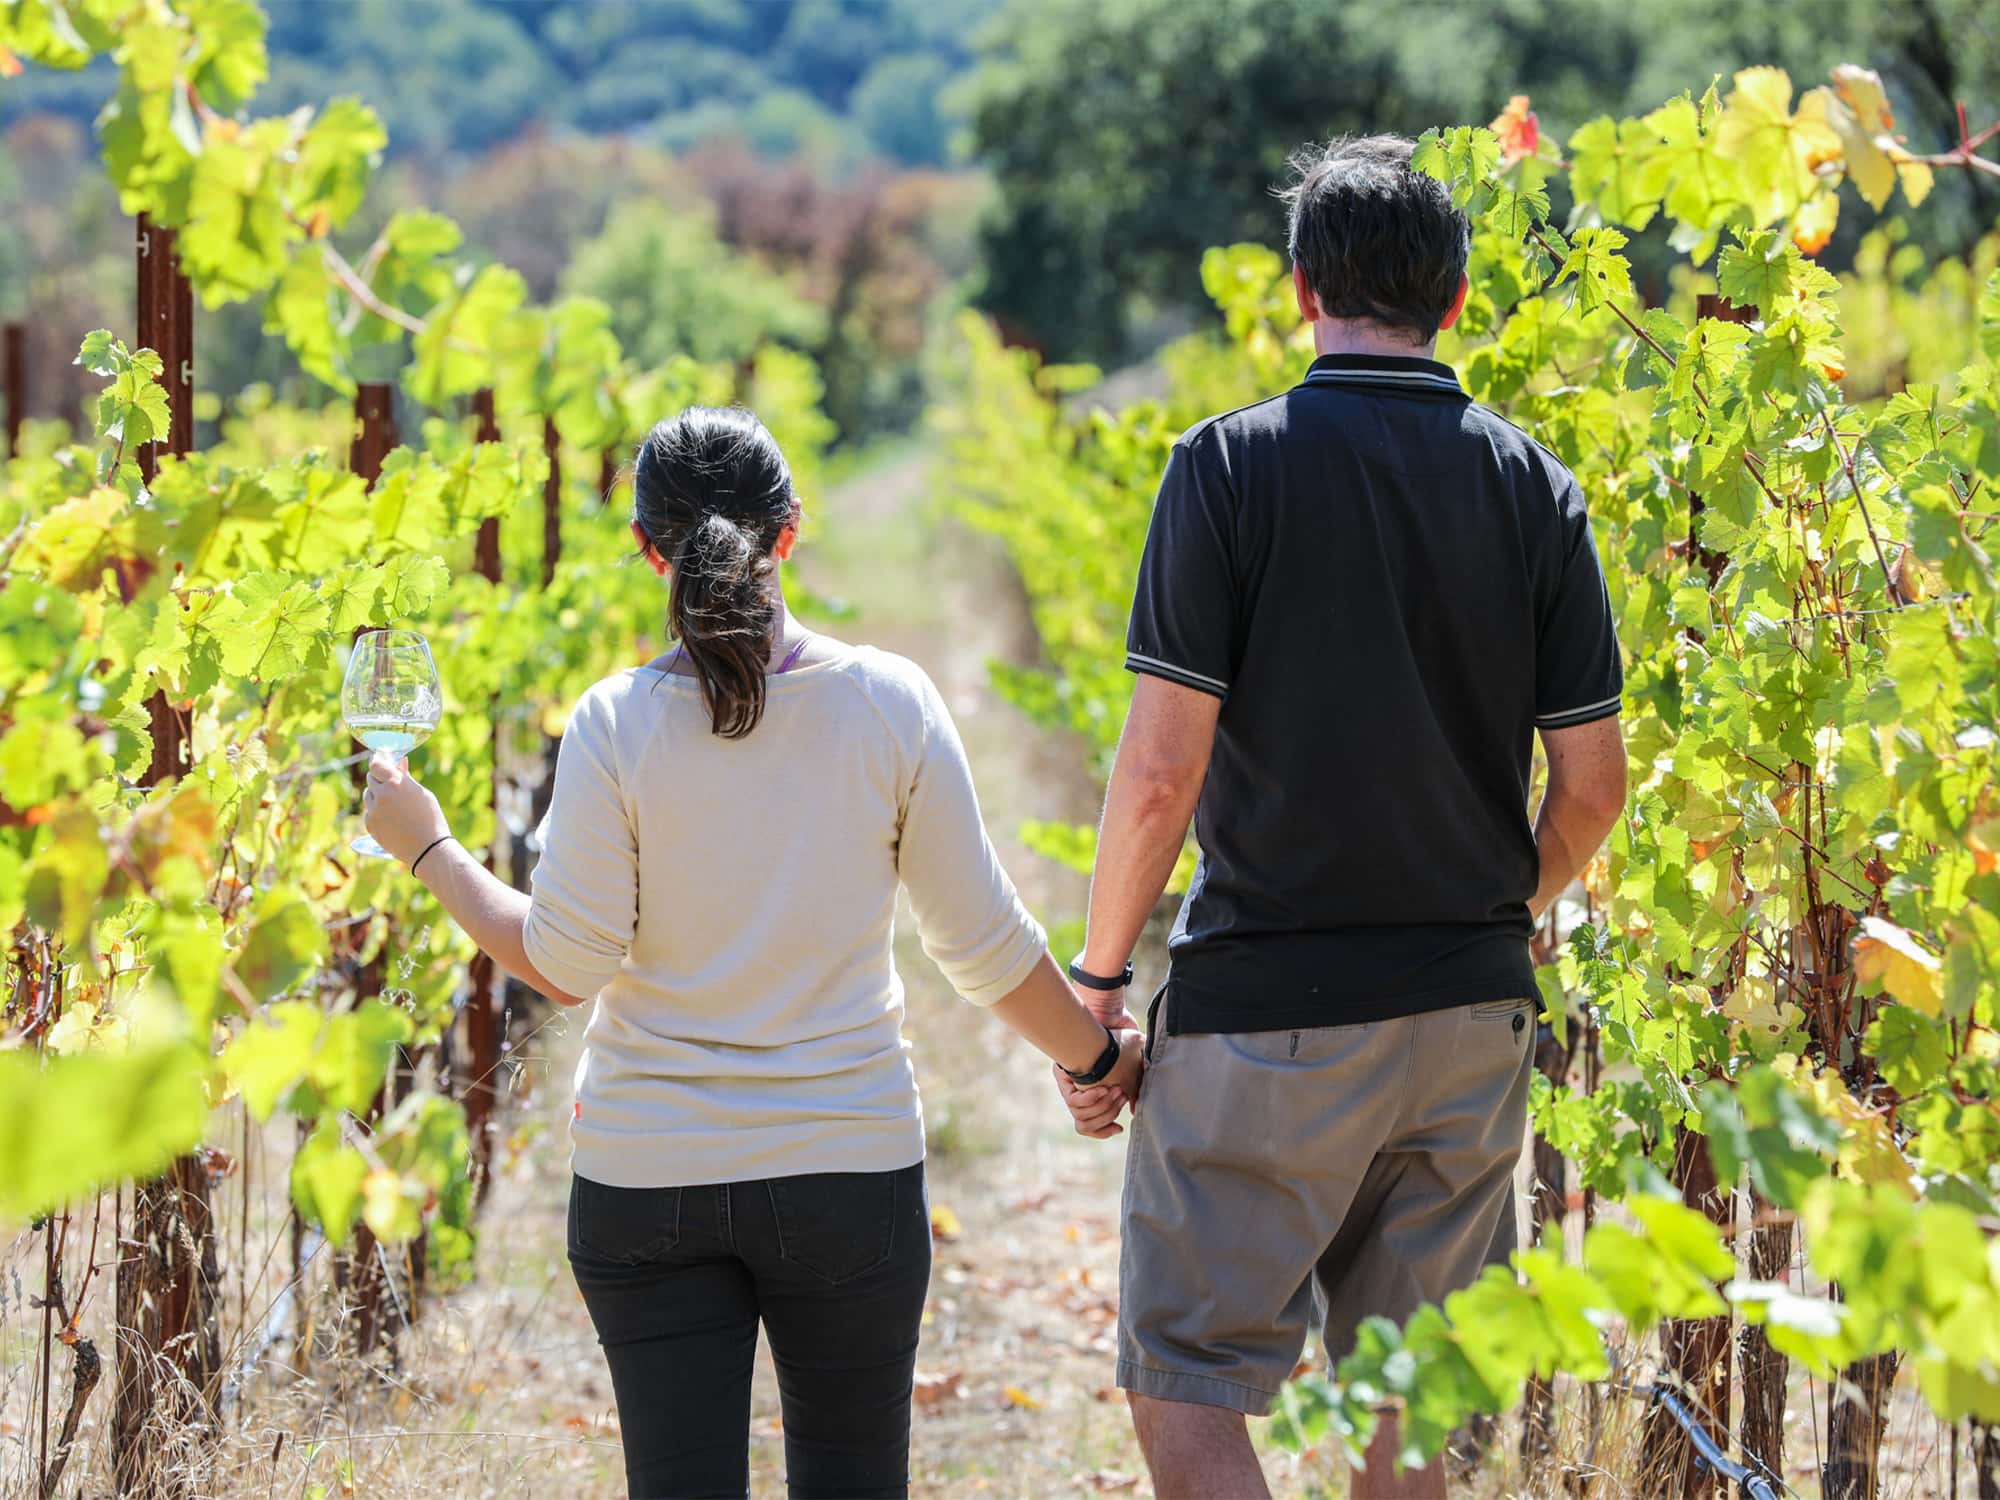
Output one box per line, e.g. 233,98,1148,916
1054,1028,1144,1138
1056,976,1146,1139
362,751,451,866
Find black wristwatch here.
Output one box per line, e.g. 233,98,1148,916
1061,1025,1123,1087
1067,957,1135,993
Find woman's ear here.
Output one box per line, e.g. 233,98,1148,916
631,519,671,578
773,523,799,562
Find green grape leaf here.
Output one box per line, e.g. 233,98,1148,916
1567,116,1670,230
381,553,451,618
0,1044,213,1222
290,1119,367,1247
233,888,328,1002
407,263,527,408
1556,228,1633,316
291,96,385,231
309,1000,415,1117
208,570,331,679
75,328,120,377
1863,1005,1951,1096
221,999,324,1120
1410,125,1502,209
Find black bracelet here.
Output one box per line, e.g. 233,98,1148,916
1067,957,1135,993
409,833,456,878
1061,1025,1123,1087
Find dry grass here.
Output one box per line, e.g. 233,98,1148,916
0,449,1977,1498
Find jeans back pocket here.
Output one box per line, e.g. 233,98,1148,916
568,1177,682,1265
765,1170,901,1284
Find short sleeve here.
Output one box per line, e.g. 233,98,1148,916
523,690,640,997
1535,486,1624,729
1125,430,1238,699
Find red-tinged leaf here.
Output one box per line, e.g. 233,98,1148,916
1490,94,1539,164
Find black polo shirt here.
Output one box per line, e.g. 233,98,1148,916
1127,352,1623,1034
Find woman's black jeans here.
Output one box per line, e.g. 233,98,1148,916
567,1163,931,1500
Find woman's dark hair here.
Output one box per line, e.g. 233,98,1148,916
632,406,800,739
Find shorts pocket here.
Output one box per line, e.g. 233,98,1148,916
766,1170,900,1285
1471,997,1536,1019
568,1177,681,1265
1143,982,1170,1063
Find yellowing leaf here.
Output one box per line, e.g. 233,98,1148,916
930,1203,963,1242
1897,160,1934,208
1003,1385,1044,1411
1791,191,1838,256
1969,816,2000,876
1722,975,1804,1040
45,999,130,1057
1816,67,1935,211
1718,67,1841,222
1831,65,1896,134
361,1167,424,1243
1853,917,1944,1016
1779,1056,1916,1198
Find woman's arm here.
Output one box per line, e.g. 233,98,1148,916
892,674,1144,1129
363,753,587,1006
988,952,1144,1127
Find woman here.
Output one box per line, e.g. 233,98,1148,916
363,406,1142,1500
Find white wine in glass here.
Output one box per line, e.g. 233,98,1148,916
341,628,443,859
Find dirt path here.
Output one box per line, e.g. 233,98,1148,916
327,446,1305,1498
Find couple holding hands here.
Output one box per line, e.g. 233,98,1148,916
363,134,1627,1500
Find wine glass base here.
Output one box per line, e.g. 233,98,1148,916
352,834,395,860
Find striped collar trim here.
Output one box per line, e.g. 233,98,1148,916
1301,355,1464,396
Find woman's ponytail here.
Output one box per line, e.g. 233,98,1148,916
632,408,799,740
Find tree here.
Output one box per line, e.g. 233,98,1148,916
965,0,2000,360
559,200,826,371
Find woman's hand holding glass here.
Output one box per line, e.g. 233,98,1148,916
344,636,446,864
362,752,451,867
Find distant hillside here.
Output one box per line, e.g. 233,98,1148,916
0,0,1005,165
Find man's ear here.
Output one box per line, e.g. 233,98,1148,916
1291,262,1321,324
1437,273,1472,333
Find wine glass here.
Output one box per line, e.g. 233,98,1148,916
341,628,443,859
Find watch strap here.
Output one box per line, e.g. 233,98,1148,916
1061,1025,1123,1087
1067,957,1135,993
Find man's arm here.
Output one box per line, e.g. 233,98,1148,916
1077,674,1222,1019
1529,716,1628,920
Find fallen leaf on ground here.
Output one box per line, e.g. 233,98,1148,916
1073,1471,1140,1493
1003,1384,1043,1410
914,1370,965,1408
931,1203,963,1241
1009,1192,1054,1213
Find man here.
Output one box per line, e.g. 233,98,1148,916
1057,136,1629,1499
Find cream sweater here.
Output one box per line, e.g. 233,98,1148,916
523,645,1047,1187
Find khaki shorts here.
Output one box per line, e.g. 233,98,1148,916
1115,991,1535,1415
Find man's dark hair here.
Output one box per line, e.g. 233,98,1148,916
1281,135,1470,343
